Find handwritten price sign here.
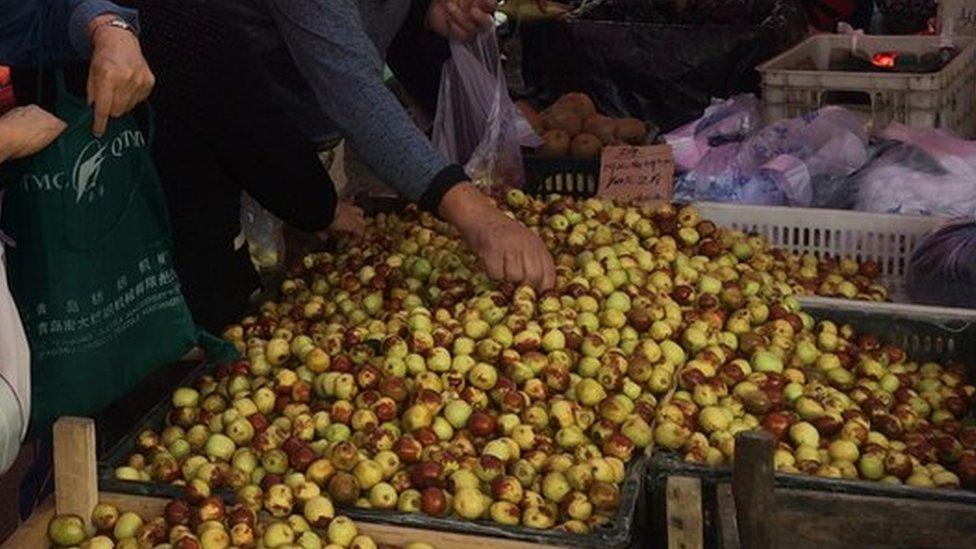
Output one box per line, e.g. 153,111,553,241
597,144,675,202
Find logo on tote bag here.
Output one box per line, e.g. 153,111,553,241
18,128,146,202
72,140,108,203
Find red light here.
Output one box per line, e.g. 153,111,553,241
872,52,897,68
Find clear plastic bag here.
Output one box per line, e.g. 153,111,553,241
907,219,976,308
664,94,761,172
240,192,285,273
852,123,976,217
674,106,869,207
432,30,542,188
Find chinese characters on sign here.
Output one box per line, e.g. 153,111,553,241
597,144,675,202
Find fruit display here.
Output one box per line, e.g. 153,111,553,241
46,497,405,549
115,192,931,537
519,93,650,159
653,317,976,489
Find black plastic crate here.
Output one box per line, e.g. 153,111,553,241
645,301,976,547
523,154,601,198
98,360,646,548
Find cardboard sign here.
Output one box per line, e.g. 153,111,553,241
597,144,675,202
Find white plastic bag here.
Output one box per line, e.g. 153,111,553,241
853,123,976,217
674,106,869,207
0,192,30,474
432,30,542,188
664,94,761,172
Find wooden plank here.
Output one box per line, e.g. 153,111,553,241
772,489,976,549
732,431,775,549
715,484,741,549
18,489,569,549
53,417,98,527
666,476,703,549
99,492,168,519
99,492,565,549
357,521,564,549
1,497,54,549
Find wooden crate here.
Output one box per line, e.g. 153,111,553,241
3,418,568,549
661,432,976,549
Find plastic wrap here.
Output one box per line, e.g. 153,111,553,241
675,106,869,206
664,94,761,172
907,220,976,308
240,192,285,273
432,30,542,188
538,0,808,131
851,123,976,217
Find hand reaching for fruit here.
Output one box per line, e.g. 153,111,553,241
325,202,366,238
439,182,556,290
427,0,498,43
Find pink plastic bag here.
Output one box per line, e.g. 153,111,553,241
432,30,542,188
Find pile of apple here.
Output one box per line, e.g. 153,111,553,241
46,495,403,549
117,193,929,536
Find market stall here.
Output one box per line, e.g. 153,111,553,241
6,1,976,548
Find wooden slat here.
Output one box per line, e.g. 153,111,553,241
666,476,703,549
99,492,168,519
98,492,567,549
53,417,98,527
357,522,563,549
772,489,976,549
1,497,53,549
732,431,775,549
715,484,741,549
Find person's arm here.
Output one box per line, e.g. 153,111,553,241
267,0,464,208
67,0,140,58
0,0,139,65
0,105,67,164
269,0,554,289
0,0,152,137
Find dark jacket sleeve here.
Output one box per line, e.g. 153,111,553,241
386,0,450,118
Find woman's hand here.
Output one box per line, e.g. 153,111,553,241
427,0,498,42
440,182,556,290
0,105,67,163
87,14,155,137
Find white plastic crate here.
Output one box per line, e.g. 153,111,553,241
695,202,942,298
694,202,976,319
757,34,976,137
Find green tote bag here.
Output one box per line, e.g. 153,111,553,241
0,72,198,432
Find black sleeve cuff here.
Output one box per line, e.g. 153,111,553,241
419,164,468,213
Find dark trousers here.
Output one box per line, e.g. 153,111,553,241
137,0,339,332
